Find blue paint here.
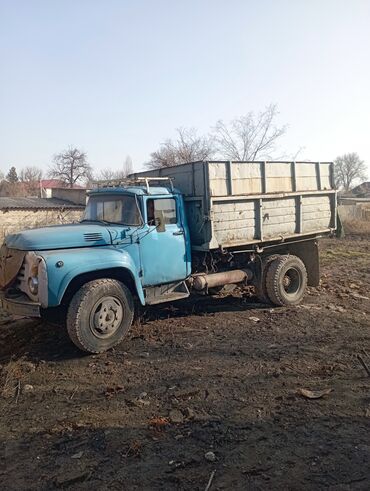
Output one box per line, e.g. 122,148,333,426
40,244,145,305
5,224,111,250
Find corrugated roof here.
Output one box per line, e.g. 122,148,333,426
0,197,85,210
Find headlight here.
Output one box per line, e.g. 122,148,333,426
18,251,47,307
28,276,39,295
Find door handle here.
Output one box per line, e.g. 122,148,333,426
173,230,184,236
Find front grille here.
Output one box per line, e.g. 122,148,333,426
17,265,26,283
84,233,104,242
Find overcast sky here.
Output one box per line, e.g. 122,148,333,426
1,0,369,176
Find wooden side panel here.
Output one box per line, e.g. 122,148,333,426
302,195,332,232
230,162,262,195
207,192,335,249
265,162,293,193
262,198,297,238
208,162,228,196
319,162,332,189
212,200,256,244
295,163,319,191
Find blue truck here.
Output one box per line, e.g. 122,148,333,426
0,161,337,353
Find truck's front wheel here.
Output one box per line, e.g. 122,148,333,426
67,279,134,353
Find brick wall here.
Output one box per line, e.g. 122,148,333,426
0,208,84,243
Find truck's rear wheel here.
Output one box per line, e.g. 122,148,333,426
67,279,134,353
265,255,307,306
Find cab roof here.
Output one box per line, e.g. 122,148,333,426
88,185,177,196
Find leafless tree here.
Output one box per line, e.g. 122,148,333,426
212,104,287,161
123,155,133,176
49,147,91,187
18,166,43,196
95,155,134,181
147,128,215,169
20,166,43,182
95,169,116,181
334,153,367,191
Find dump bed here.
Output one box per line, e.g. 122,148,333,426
132,161,337,251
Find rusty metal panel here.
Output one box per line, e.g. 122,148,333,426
0,245,26,289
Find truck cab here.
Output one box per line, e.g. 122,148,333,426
0,178,192,353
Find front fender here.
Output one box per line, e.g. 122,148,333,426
39,246,145,306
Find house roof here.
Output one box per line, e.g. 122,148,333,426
351,181,370,197
0,197,85,210
40,179,85,189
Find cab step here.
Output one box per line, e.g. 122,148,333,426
144,280,190,305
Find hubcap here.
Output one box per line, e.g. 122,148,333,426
282,267,301,295
90,296,124,339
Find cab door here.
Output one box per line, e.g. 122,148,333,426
139,196,189,286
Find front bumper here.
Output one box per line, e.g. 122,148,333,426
0,290,41,317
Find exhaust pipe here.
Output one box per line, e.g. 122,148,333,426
192,269,253,291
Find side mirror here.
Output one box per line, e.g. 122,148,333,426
155,210,166,232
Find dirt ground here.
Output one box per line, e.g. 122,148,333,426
0,235,369,490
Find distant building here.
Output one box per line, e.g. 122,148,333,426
0,197,85,243
351,181,370,198
338,182,370,223
0,179,86,200
40,179,85,199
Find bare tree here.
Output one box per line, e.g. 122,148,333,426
123,155,133,176
18,166,44,196
334,153,367,191
19,166,43,183
0,180,25,197
94,169,113,181
212,104,286,161
147,128,214,169
95,155,134,181
49,147,91,187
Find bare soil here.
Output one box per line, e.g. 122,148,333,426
0,236,369,490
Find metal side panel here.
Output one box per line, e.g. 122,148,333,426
132,161,335,199
209,190,336,249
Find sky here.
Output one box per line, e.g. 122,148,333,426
1,0,370,177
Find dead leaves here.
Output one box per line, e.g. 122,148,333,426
298,388,333,399
148,416,169,430
104,385,125,399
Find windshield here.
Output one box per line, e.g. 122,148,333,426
83,194,142,226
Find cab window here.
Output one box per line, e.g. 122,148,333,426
146,198,177,225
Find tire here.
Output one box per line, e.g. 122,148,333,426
265,255,307,306
67,279,134,354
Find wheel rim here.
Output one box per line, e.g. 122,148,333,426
89,296,124,339
282,267,301,295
